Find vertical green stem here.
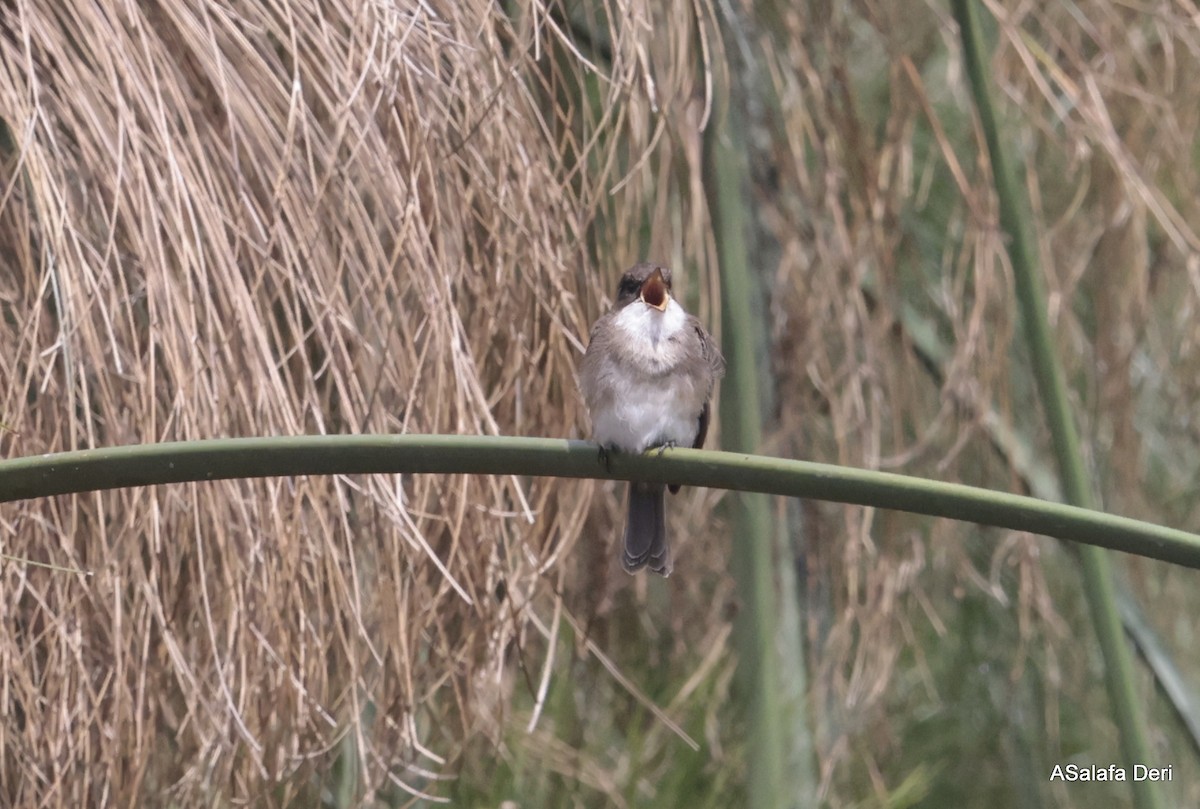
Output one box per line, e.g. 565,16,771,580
704,49,793,809
951,3,1163,807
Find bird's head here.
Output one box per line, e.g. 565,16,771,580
615,263,672,312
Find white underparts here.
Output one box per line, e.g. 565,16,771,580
589,298,706,453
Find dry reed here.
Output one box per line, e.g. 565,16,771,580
0,1,719,804
1,0,1199,805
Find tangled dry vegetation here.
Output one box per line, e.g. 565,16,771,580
1,0,1199,806
0,1,721,805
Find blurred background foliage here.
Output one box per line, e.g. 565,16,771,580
1,0,1198,806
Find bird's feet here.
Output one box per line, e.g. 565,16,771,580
654,441,682,494
597,443,614,473
653,440,678,458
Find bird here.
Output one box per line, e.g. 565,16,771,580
578,262,726,576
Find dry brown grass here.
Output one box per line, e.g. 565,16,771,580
2,0,1200,805
0,1,720,805
754,0,1200,799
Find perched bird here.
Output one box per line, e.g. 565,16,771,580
578,263,725,576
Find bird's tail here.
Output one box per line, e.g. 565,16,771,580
623,481,670,576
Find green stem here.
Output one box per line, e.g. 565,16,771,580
704,71,789,809
4,436,1200,568
951,2,1163,807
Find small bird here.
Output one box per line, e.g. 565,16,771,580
578,263,726,576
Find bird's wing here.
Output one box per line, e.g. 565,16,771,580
690,318,726,379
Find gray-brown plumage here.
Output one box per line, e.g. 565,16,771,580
578,263,725,576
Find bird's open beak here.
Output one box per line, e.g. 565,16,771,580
640,268,669,312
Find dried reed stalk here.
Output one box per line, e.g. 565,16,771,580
0,1,720,804
3,0,1199,804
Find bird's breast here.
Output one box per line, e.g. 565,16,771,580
588,372,704,453
582,299,711,452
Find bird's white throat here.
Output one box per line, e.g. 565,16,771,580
612,297,688,365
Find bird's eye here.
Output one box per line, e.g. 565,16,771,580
618,279,638,295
